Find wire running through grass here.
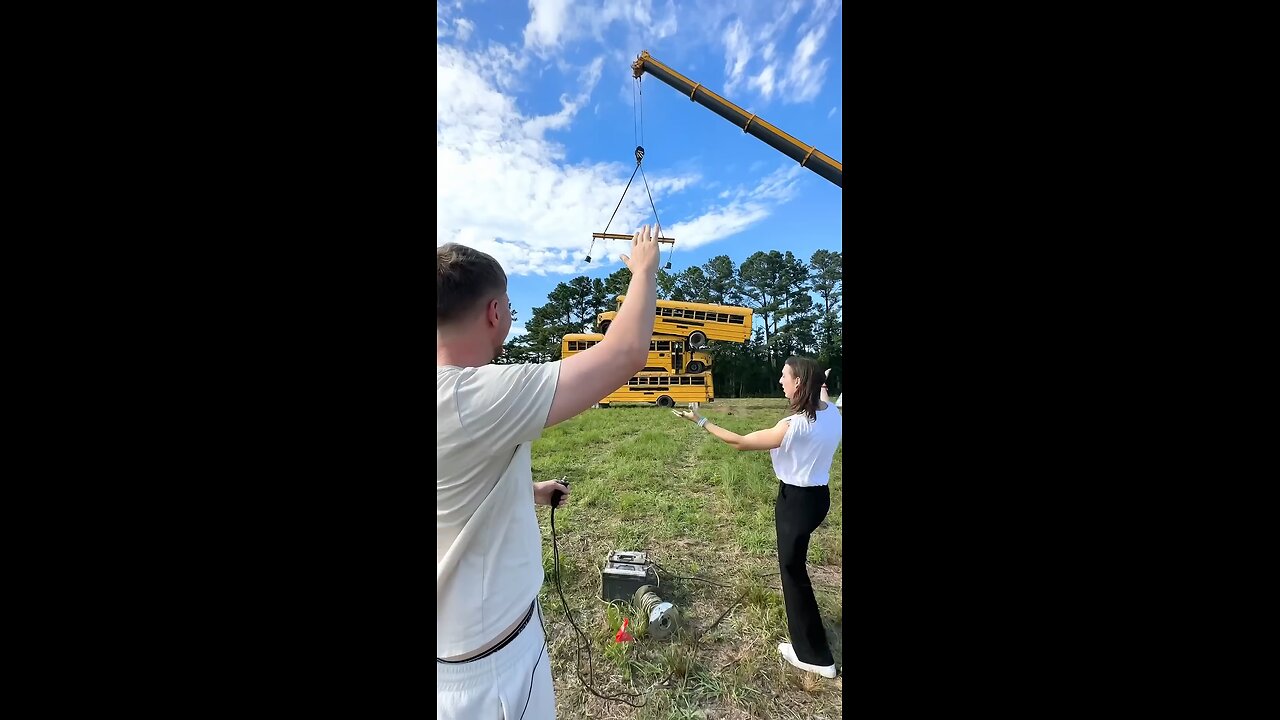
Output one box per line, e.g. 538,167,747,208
537,530,837,711
548,503,647,708
652,562,734,589
538,530,759,708
754,569,842,594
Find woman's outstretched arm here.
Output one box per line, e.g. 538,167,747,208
673,409,789,451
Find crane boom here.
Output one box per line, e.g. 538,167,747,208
631,50,842,189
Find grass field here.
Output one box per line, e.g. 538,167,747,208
530,397,843,719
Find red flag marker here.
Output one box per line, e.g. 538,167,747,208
615,617,634,643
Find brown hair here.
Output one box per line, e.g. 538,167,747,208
785,356,824,422
437,243,508,325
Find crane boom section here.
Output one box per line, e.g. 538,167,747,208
632,50,842,188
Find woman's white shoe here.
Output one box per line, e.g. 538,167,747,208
778,642,837,679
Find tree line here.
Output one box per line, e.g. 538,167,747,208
499,249,843,397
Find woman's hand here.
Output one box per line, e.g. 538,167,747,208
672,409,703,424
533,480,570,508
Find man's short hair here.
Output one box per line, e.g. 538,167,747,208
438,243,507,325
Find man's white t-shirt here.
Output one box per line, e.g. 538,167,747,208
769,401,842,487
436,361,560,658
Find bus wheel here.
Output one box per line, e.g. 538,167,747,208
598,403,609,408
685,360,705,374
656,395,674,408
688,331,707,348
600,321,612,335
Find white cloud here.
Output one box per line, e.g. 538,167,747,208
455,17,475,42
436,42,799,277
782,0,839,103
580,55,605,88
521,57,602,145
748,64,777,100
438,45,689,276
524,0,572,50
717,0,839,104
524,0,678,54
647,173,699,197
666,166,802,250
509,324,529,336
464,43,528,92
651,1,679,38
761,1,805,41
797,0,839,37
721,21,751,93
828,105,839,118
522,93,585,137
437,0,468,38
783,27,830,103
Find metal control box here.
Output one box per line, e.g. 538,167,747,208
600,550,658,602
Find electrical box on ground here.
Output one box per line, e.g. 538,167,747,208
600,550,658,602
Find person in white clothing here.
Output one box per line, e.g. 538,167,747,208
437,226,660,719
673,355,841,679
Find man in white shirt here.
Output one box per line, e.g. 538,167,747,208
437,227,659,719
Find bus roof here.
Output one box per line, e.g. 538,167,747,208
568,331,699,342
616,295,753,314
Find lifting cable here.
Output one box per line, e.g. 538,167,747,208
585,75,674,270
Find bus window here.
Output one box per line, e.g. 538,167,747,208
612,296,753,348
564,333,710,374
596,370,715,408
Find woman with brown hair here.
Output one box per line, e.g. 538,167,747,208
673,355,842,678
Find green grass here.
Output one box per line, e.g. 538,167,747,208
531,398,843,719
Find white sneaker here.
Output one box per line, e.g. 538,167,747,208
778,642,837,679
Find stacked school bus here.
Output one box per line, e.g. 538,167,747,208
577,297,753,408
563,334,713,374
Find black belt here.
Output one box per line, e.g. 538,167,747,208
437,600,537,664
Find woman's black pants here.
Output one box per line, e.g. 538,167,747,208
775,481,834,667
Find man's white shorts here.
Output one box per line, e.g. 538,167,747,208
437,604,554,719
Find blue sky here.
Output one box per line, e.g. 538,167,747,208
437,0,843,335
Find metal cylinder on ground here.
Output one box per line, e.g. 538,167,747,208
632,585,680,639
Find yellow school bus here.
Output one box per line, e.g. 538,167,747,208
597,371,715,408
598,297,753,348
562,334,713,374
